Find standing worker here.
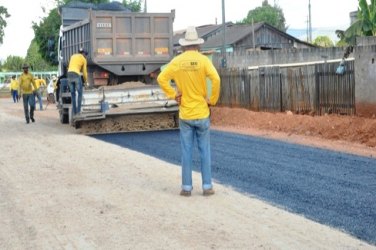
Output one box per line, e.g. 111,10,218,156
47,75,57,104
9,75,19,103
67,48,88,116
34,76,46,110
157,26,221,197
55,69,67,103
19,64,36,124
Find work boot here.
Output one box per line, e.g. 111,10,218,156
31,117,35,123
26,119,30,124
180,190,191,197
203,188,215,196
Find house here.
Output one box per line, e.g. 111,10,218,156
173,22,315,54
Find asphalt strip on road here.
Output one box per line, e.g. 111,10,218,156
92,129,376,245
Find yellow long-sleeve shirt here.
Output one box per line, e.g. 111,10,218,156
19,73,35,95
10,79,19,91
157,50,220,120
34,79,46,90
68,53,88,83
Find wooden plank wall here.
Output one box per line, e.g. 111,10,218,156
217,61,355,115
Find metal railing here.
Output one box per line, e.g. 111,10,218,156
0,71,58,83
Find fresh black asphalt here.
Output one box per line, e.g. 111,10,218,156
92,129,376,245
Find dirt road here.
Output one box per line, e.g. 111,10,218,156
0,98,375,249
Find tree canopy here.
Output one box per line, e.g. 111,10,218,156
123,0,142,12
240,0,286,31
57,0,142,11
2,55,24,72
336,0,376,45
357,0,376,36
32,8,61,65
0,6,10,45
32,0,142,65
25,39,56,71
313,36,334,47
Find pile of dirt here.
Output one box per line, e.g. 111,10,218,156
211,107,376,148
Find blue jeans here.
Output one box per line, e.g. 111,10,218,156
22,94,35,122
34,89,43,110
179,117,212,191
11,90,18,103
67,72,83,115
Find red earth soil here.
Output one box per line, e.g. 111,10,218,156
210,106,376,148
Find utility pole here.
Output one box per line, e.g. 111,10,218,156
308,0,312,42
252,18,255,50
306,16,309,42
221,0,227,68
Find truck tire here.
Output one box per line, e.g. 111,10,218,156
60,108,69,124
109,74,118,85
142,75,155,85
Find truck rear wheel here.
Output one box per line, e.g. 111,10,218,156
142,75,155,84
109,74,118,85
60,108,69,124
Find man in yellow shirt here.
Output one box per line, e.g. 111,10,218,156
67,48,88,116
9,75,19,103
34,77,46,110
157,26,221,197
19,64,36,124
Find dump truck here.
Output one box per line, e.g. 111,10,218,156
56,2,178,133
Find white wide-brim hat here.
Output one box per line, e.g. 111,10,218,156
179,26,204,46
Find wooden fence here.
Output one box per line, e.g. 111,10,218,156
217,60,355,115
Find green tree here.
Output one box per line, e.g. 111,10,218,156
25,39,56,71
57,0,141,12
0,6,10,44
335,39,348,47
241,0,286,31
336,0,376,45
33,0,142,65
2,55,24,72
313,36,334,47
357,0,376,36
123,0,142,12
57,0,109,4
32,8,61,65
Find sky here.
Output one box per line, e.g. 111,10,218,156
0,0,359,60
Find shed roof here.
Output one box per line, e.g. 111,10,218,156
201,23,264,49
202,22,315,49
173,24,225,46
173,22,315,50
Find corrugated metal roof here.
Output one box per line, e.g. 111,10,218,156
173,22,315,50
201,23,264,49
173,24,224,46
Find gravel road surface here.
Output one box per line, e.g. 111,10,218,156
1,98,375,249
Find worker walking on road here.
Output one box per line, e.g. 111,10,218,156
19,64,36,124
9,75,19,103
157,26,221,197
67,48,88,116
34,76,46,110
